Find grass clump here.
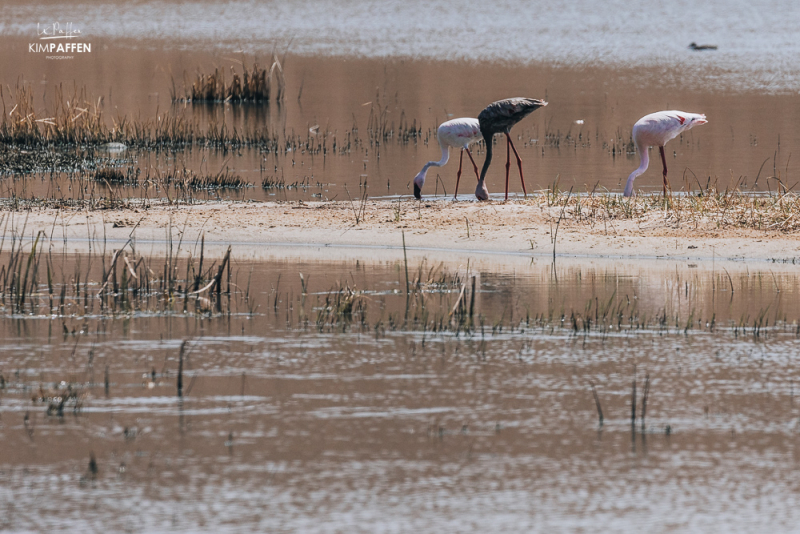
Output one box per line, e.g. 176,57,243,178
530,185,800,233
94,167,139,187
173,56,286,104
161,168,248,191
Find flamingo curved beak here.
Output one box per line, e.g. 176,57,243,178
696,116,708,125
413,183,422,200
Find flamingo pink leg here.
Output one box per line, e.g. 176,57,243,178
507,133,528,198
465,149,480,182
659,146,668,194
505,136,511,201
454,149,465,199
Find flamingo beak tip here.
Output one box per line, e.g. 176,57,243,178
413,183,421,200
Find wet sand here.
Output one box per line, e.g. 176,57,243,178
13,198,800,263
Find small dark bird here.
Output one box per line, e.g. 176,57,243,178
689,42,717,51
476,97,547,201
88,452,98,479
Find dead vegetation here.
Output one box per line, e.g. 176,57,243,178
172,56,287,103
33,382,85,416
0,83,288,152
0,221,239,317
534,182,800,232
161,167,249,191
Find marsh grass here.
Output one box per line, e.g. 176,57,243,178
345,180,369,224
0,157,258,211
173,56,286,104
163,168,249,191
0,223,241,318
0,224,793,419
531,186,800,232
31,379,85,417
0,76,422,160
0,84,110,146
261,173,320,192
0,83,338,154
315,283,367,331
94,167,139,187
289,256,794,343
364,90,422,146
3,80,800,230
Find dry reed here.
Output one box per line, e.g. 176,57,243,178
173,56,286,104
532,186,800,233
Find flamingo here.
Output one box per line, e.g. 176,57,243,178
413,118,483,200
623,110,708,197
476,97,548,201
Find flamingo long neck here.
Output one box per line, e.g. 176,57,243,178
478,135,493,182
623,138,650,197
420,144,450,178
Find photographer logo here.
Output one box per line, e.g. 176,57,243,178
29,23,92,59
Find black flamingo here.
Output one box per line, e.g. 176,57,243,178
476,97,547,201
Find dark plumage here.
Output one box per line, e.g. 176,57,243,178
476,97,547,201
688,42,717,51
478,98,546,135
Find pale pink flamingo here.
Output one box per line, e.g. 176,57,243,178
413,118,483,200
623,110,708,197
476,97,547,201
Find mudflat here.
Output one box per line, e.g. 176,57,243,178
14,196,800,262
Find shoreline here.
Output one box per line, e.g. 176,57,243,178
2,199,798,266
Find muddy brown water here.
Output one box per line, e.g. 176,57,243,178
3,2,800,530
2,35,800,202
1,246,800,531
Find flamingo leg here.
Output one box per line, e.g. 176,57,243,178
507,133,527,198
505,136,511,201
454,149,465,200
465,149,480,182
659,146,669,194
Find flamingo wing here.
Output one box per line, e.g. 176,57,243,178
635,110,708,145
438,118,482,149
478,98,547,134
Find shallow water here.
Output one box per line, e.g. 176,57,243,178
2,0,800,201
1,249,800,531
3,2,800,530
2,51,799,203
5,0,800,93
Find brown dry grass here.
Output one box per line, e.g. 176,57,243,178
173,56,286,103
536,187,800,232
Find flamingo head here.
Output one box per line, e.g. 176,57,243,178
690,113,708,126
679,113,708,128
413,170,426,200
475,179,489,201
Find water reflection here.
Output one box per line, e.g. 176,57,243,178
0,252,798,530
3,39,800,200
